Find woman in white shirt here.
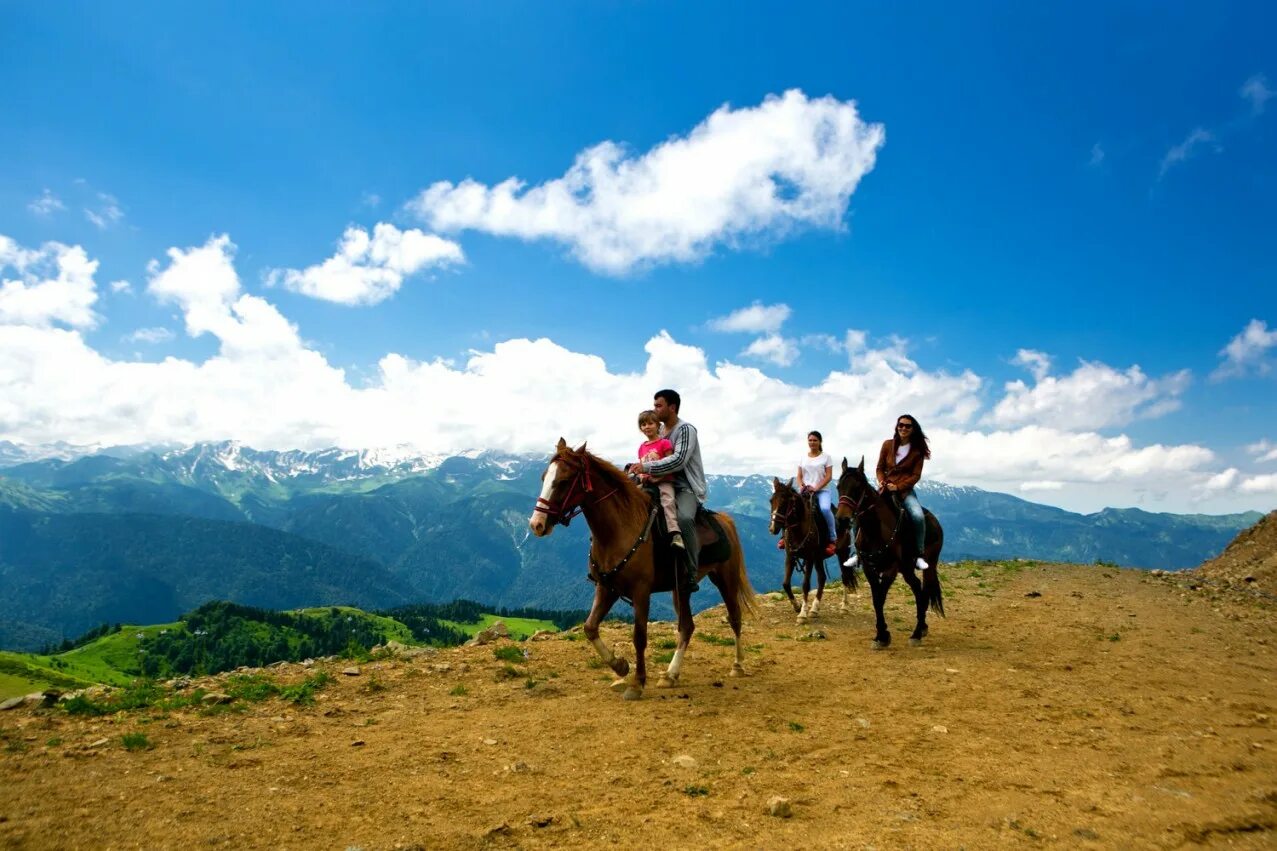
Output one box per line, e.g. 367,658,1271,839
797,431,837,557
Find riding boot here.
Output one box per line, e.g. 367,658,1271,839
682,550,700,593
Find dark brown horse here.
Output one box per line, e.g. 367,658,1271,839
769,478,858,623
834,457,944,648
528,439,760,700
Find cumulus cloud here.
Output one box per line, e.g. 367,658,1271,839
1159,127,1220,178
0,235,100,329
1213,318,1277,380
110,280,132,294
28,189,65,217
407,89,886,274
265,223,464,306
741,334,799,367
1241,73,1275,115
707,301,791,334
0,235,1266,513
1241,473,1277,494
988,358,1191,431
1248,439,1277,463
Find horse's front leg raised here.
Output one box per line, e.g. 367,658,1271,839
658,583,696,689
900,569,930,646
583,584,628,680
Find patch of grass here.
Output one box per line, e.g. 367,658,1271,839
683,785,710,797
277,672,332,706
494,664,522,681
696,634,734,647
585,658,605,669
225,674,279,703
45,737,62,747
363,675,387,694
493,645,526,664
449,684,468,696
654,651,674,664
741,766,755,775
524,678,537,689
121,732,152,751
656,638,678,650
1107,633,1121,642
788,721,805,733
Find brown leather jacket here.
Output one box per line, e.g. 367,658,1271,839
876,438,925,494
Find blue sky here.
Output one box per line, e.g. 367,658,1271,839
1,2,1275,513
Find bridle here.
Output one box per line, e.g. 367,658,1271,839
837,473,906,566
535,452,619,528
772,488,816,553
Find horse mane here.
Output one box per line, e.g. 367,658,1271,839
558,445,651,518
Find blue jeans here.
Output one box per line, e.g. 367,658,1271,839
814,489,836,542
902,492,926,553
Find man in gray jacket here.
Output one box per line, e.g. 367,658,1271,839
631,388,705,591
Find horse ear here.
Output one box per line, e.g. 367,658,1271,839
556,437,568,451
841,457,849,473
772,476,781,487
858,455,865,472
576,442,588,453
786,477,794,489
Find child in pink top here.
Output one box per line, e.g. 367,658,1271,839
636,409,684,550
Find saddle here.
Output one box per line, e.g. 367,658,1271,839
640,485,732,564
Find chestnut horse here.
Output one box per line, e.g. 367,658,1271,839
528,439,760,700
769,478,858,623
835,457,944,648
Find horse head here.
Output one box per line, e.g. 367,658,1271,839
529,437,591,537
835,456,874,522
768,477,799,535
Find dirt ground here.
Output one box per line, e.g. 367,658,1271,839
1,559,1274,850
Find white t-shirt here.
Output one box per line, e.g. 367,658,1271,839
896,444,910,464
799,452,832,489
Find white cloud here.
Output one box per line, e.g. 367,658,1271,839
1213,318,1277,380
1240,73,1275,115
110,280,132,294
265,223,464,306
1159,127,1220,178
1241,473,1277,494
741,334,799,367
0,236,1268,514
361,192,382,208
989,358,1191,430
0,235,100,329
1012,348,1052,381
707,301,791,334
408,89,886,274
1088,143,1105,166
1248,439,1277,463
125,327,175,344
84,193,125,230
28,189,66,217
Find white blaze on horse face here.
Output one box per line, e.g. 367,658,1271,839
529,461,559,536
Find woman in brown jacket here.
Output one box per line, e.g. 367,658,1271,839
876,413,932,571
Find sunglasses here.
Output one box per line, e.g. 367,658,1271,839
896,423,913,430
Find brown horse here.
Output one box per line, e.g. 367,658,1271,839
834,457,944,648
528,439,760,700
769,478,858,623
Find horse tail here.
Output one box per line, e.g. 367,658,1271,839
924,565,945,617
717,513,762,619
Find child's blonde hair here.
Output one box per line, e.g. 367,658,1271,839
637,409,659,427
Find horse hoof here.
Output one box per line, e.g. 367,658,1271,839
609,677,630,692
796,615,809,626
612,658,630,677
622,686,643,701
909,637,923,647
729,664,746,678
656,675,677,688
870,641,886,650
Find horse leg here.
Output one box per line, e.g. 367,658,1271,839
871,572,893,649
797,565,812,624
782,557,800,613
623,592,650,700
583,584,628,679
901,568,930,646
812,561,825,617
659,584,696,688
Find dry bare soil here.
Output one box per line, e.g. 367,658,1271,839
1,557,1274,850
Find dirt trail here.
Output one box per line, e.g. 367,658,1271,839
1,560,1274,850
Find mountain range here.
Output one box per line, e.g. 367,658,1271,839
0,441,1262,651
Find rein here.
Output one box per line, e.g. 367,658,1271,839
589,505,659,596
838,484,906,569
773,492,816,557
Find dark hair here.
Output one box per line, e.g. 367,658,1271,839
637,409,659,427
895,414,931,460
807,430,823,449
654,389,681,413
